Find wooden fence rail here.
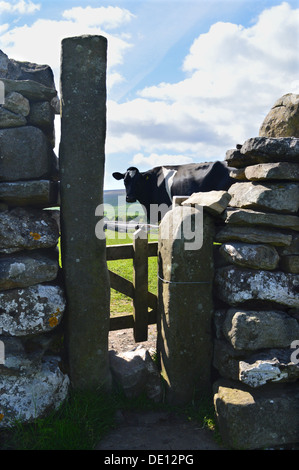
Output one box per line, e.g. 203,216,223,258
107,227,158,342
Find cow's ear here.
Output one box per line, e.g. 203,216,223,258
112,172,124,180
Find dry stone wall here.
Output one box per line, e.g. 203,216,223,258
0,50,69,429
213,136,299,449
179,131,299,449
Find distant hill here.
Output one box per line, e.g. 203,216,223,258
103,189,146,222
103,189,126,207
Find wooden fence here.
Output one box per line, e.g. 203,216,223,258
107,227,158,342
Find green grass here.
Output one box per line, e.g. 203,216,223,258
106,229,158,316
0,388,218,450
0,390,117,450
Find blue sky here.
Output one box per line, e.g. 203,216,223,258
0,0,298,189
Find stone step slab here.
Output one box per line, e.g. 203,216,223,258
0,207,59,254
0,250,59,290
215,266,299,308
228,181,299,214
0,283,65,336
214,379,299,449
109,347,162,403
0,126,58,182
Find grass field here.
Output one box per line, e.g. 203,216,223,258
104,189,146,223
106,228,158,316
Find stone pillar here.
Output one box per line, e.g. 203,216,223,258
157,204,214,405
60,35,111,390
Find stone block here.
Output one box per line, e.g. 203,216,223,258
280,255,299,274
241,136,299,158
226,137,299,168
0,126,58,182
0,50,55,88
222,308,299,350
239,349,299,388
0,284,65,336
0,250,59,290
228,181,299,214
213,340,299,387
213,339,240,381
0,180,58,208
27,100,55,146
3,91,30,116
214,380,299,449
0,207,59,254
259,93,299,138
181,190,231,215
0,356,69,429
223,207,299,231
0,107,26,128
27,101,54,128
215,266,299,308
278,233,299,255
215,224,293,246
1,78,56,102
109,347,162,402
229,167,247,181
219,242,279,270
245,162,299,181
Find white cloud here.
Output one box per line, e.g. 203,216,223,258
0,24,9,34
0,0,40,15
0,6,134,91
107,2,299,167
132,152,193,168
1,1,298,177
62,6,135,30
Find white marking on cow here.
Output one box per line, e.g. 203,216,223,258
161,167,177,201
128,169,137,178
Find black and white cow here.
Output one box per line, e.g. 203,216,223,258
112,161,234,222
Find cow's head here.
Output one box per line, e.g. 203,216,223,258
112,167,144,203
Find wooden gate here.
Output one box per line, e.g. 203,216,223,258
107,227,158,342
